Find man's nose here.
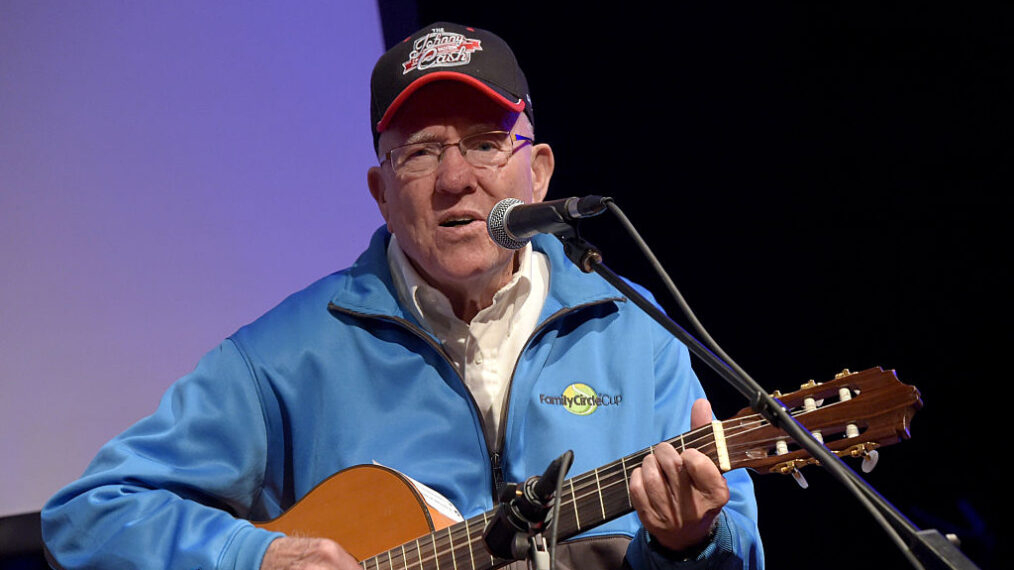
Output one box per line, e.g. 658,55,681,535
434,145,477,194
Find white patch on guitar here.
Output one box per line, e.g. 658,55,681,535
372,461,465,522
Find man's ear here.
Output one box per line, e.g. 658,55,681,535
529,143,555,203
367,166,390,224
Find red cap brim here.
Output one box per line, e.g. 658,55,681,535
375,71,527,132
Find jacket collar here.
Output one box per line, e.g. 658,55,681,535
328,226,622,322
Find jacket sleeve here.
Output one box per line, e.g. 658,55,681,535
41,339,284,569
622,288,765,570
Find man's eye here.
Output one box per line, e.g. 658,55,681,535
402,145,438,161
467,137,503,153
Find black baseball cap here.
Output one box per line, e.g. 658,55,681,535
370,22,534,150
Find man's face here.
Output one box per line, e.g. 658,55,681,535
368,82,554,300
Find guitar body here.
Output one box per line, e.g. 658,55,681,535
254,464,457,561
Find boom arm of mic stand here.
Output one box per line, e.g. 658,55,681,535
554,231,979,570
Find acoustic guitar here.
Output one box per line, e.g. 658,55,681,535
255,367,922,569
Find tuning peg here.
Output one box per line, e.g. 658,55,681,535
791,469,809,489
861,449,880,473
801,381,824,407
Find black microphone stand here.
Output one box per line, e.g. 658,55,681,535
549,206,979,570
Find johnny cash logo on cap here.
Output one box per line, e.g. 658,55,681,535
402,28,483,74
370,22,535,149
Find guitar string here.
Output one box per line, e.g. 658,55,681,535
399,421,749,553
560,411,862,525
562,414,818,503
412,417,798,565
367,424,738,568
366,517,495,570
363,408,842,569
553,414,820,525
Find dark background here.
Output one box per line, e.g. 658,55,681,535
387,2,1010,568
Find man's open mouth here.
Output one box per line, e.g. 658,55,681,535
439,217,478,228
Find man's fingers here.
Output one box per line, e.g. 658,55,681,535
636,452,674,519
690,398,713,430
261,536,361,570
681,448,730,505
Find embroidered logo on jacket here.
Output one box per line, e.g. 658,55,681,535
539,383,623,416
403,28,483,74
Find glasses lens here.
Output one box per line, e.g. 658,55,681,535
461,132,511,167
391,143,440,174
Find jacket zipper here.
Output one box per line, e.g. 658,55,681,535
490,297,623,499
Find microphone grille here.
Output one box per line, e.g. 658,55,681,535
486,198,528,250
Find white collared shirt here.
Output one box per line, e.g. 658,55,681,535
387,234,550,448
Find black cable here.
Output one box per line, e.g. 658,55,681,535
546,450,573,570
600,199,925,569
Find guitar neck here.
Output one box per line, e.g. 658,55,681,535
359,424,722,570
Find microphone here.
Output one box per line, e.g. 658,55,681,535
487,196,609,250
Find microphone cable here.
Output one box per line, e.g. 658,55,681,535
546,450,573,570
600,200,924,569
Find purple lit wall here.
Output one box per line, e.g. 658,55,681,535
0,2,385,516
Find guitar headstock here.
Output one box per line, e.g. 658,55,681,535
721,367,922,477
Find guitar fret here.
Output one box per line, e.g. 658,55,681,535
484,511,495,568
593,468,606,518
569,478,581,530
463,518,475,570
619,456,631,507
447,527,457,570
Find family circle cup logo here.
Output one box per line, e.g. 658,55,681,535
539,383,623,416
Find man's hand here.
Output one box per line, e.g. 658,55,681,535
261,536,361,570
629,398,730,553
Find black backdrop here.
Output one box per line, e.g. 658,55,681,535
383,3,1010,568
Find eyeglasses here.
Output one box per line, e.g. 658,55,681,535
381,131,534,177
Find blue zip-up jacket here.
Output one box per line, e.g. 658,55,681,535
42,229,762,569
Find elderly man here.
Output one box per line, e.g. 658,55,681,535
42,22,762,569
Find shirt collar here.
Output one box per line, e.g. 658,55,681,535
387,234,535,333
